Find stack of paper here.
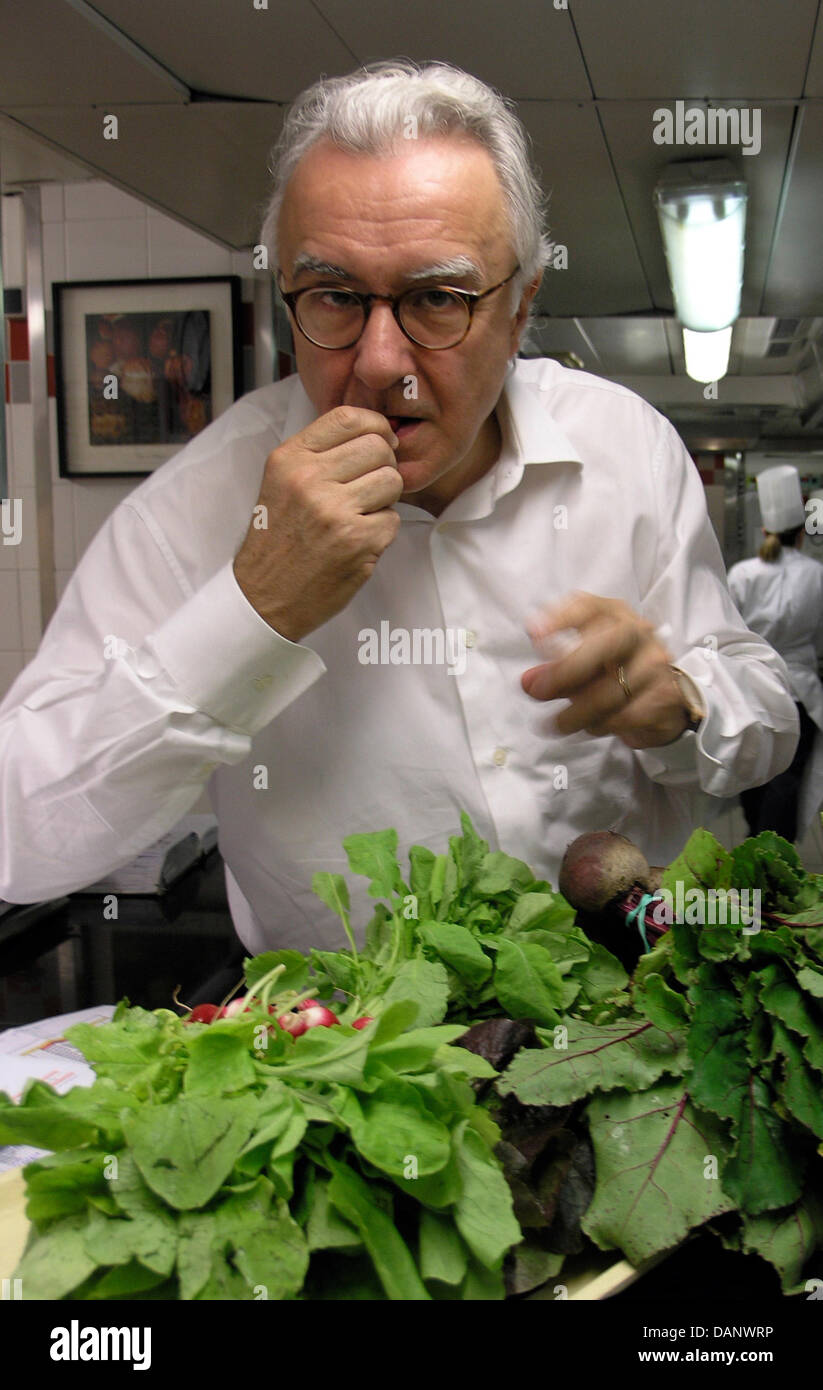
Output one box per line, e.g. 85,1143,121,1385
76,813,218,895
0,1005,115,1172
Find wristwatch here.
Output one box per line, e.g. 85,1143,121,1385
670,666,705,733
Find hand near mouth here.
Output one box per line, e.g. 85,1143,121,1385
233,405,404,642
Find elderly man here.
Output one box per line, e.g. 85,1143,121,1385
0,61,798,951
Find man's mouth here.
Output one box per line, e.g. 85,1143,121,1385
386,415,424,439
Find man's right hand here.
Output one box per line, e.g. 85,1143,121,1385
233,406,404,643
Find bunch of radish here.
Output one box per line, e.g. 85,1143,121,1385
184,995,373,1035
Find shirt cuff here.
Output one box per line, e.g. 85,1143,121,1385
147,561,327,733
634,664,711,783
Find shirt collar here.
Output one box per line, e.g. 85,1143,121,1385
282,361,584,525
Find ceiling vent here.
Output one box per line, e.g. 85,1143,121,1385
773,317,802,338
766,317,812,359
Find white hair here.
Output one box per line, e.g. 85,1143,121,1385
260,59,552,317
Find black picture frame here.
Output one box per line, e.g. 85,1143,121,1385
53,276,242,478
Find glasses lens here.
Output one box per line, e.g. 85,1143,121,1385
400,288,470,347
297,288,364,347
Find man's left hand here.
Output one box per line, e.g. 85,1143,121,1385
521,592,692,750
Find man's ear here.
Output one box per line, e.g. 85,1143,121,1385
510,273,543,356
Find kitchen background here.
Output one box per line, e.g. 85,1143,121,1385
4,0,823,874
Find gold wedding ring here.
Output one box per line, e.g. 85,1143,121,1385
616,664,632,700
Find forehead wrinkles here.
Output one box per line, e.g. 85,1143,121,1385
279,139,512,267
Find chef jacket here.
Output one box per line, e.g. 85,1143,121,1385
0,358,799,952
728,545,823,837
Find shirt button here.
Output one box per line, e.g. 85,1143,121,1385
492,747,508,767
253,674,273,692
465,630,477,648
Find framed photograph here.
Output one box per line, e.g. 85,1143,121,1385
53,277,242,477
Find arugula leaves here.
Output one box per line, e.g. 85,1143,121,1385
4,981,520,1300
306,810,625,1029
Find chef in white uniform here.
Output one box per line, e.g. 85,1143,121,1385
728,465,823,842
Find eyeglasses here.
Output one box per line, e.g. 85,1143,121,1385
277,265,520,350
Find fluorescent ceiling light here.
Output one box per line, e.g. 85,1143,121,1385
655,161,747,332
683,325,733,382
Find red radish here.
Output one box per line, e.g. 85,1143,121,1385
299,1003,340,1028
277,1011,308,1037
219,996,247,1018
185,1003,219,1025
352,1017,374,1030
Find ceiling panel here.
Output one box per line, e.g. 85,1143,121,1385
529,315,675,374
571,316,673,374
0,0,186,105
0,117,93,186
519,102,651,315
4,104,283,247
572,0,819,98
804,8,823,95
598,102,794,316
313,0,591,98
762,104,823,314
91,0,358,101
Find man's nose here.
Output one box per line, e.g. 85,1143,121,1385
351,301,418,389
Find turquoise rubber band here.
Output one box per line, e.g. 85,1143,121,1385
625,892,662,954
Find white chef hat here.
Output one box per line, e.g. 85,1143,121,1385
756,465,806,533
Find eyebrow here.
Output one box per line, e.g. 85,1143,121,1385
405,256,484,287
291,254,351,279
290,252,484,288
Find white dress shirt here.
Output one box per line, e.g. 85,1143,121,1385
0,358,798,952
728,546,823,835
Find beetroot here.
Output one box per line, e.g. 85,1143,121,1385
559,831,652,913
558,831,669,966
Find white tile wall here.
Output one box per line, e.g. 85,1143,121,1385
48,400,59,486
18,569,42,650
65,218,149,280
0,652,24,691
64,182,147,222
2,176,244,702
0,570,22,649
7,402,35,491
72,479,135,562
51,483,76,570
40,184,65,223
55,570,73,603
42,221,67,296
12,488,39,570
232,250,254,278
0,533,20,571
147,213,232,278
